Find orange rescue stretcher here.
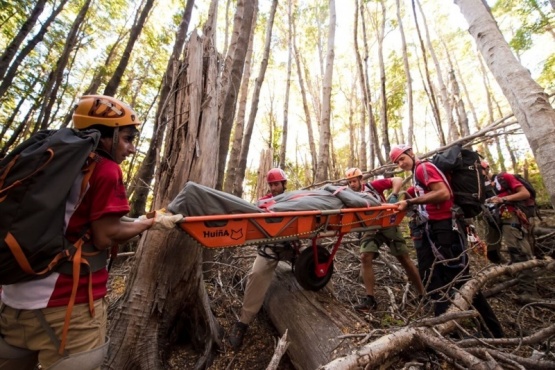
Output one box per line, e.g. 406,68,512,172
179,205,406,291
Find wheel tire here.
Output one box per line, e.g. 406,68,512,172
294,246,333,291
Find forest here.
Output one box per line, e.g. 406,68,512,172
1,0,555,369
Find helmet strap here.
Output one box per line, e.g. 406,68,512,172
111,127,120,161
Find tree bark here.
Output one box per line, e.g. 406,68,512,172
279,0,294,170
315,0,336,183
395,0,414,147
454,0,555,207
234,0,276,197
106,27,221,370
216,0,256,191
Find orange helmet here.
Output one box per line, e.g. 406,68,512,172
389,144,412,163
73,95,140,129
345,167,363,179
267,168,287,183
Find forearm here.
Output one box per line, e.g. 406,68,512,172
92,217,154,250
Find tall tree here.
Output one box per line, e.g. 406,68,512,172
395,0,415,147
103,0,155,96
454,0,555,206
315,0,336,183
222,4,257,195
216,0,257,190
279,0,294,170
234,0,277,197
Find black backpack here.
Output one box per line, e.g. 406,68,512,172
0,128,100,284
494,172,539,219
421,144,486,218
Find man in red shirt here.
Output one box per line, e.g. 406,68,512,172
482,167,536,294
344,168,424,311
0,95,182,369
228,168,288,350
392,144,504,338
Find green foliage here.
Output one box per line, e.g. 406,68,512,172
380,314,405,328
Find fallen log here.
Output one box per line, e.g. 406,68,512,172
264,262,365,369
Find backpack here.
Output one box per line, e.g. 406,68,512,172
0,128,100,285
420,144,486,218
494,172,539,219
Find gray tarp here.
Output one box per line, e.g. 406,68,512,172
167,182,383,216
167,182,262,216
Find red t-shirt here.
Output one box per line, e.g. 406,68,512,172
413,162,453,221
364,178,393,202
494,173,525,213
1,157,130,309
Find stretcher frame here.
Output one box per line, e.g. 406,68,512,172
179,205,406,290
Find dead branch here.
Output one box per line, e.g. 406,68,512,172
266,330,289,370
467,347,555,370
415,330,502,370
319,259,555,369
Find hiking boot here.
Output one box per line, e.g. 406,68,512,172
228,321,248,350
354,295,378,312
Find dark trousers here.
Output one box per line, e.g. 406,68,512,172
410,219,504,338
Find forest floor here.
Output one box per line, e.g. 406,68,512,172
108,210,555,370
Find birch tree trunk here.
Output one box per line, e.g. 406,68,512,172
395,0,414,147
454,0,555,206
315,0,336,183
106,23,221,369
293,15,317,177
279,0,293,170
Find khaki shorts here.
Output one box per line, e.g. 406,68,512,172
360,226,409,256
0,299,107,369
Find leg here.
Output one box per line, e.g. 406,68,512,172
360,252,377,296
396,254,425,296
239,253,279,325
484,219,505,264
384,226,425,295
471,292,504,338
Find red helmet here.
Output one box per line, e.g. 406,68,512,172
389,144,412,163
480,160,490,169
267,168,287,183
345,167,363,179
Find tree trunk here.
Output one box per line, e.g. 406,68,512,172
455,0,555,207
128,0,195,217
315,0,336,183
292,19,317,179
0,0,47,80
234,0,276,197
106,28,221,370
223,4,257,194
411,0,444,146
376,0,391,158
216,0,256,191
353,0,368,170
265,264,364,369
279,0,294,170
103,0,155,96
396,0,414,147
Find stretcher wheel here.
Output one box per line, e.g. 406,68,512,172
294,246,333,291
